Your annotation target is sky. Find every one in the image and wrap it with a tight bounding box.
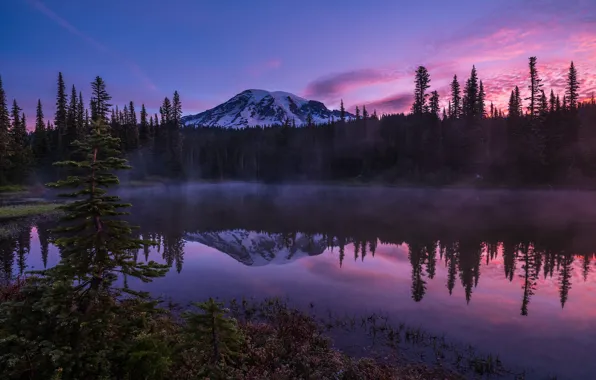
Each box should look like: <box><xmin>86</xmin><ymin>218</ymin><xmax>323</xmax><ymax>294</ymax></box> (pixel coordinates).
<box><xmin>1</xmin><ymin>0</ymin><xmax>596</xmax><ymax>125</ymax></box>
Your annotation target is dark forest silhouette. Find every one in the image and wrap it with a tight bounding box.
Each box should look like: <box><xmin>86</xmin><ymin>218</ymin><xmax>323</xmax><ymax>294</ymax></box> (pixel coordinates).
<box><xmin>1</xmin><ymin>57</ymin><xmax>596</xmax><ymax>187</ymax></box>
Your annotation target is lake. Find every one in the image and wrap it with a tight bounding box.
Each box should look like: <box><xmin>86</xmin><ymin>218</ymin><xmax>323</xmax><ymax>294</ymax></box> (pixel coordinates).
<box><xmin>3</xmin><ymin>183</ymin><xmax>596</xmax><ymax>379</ymax></box>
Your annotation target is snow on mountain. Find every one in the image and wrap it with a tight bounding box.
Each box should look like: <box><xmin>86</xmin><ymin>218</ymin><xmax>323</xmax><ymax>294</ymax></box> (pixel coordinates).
<box><xmin>185</xmin><ymin>230</ymin><xmax>334</xmax><ymax>266</ymax></box>
<box><xmin>182</xmin><ymin>89</ymin><xmax>355</xmax><ymax>128</ymax></box>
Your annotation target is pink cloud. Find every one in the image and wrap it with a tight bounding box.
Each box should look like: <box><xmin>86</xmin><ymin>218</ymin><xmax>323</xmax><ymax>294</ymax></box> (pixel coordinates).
<box><xmin>303</xmin><ymin>68</ymin><xmax>410</xmax><ymax>102</ymax></box>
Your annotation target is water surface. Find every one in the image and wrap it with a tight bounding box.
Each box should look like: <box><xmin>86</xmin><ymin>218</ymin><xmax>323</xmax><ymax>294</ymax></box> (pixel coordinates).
<box><xmin>3</xmin><ymin>184</ymin><xmax>596</xmax><ymax>379</ymax></box>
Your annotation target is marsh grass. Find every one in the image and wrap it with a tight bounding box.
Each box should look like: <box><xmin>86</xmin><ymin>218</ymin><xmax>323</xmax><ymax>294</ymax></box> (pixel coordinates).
<box><xmin>0</xmin><ymin>203</ymin><xmax>61</xmax><ymax>220</ymax></box>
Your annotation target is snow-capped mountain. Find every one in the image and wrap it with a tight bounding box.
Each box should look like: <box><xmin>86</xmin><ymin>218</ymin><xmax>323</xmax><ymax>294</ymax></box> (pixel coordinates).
<box><xmin>182</xmin><ymin>89</ymin><xmax>355</xmax><ymax>128</ymax></box>
<box><xmin>185</xmin><ymin>230</ymin><xmax>334</xmax><ymax>266</ymax></box>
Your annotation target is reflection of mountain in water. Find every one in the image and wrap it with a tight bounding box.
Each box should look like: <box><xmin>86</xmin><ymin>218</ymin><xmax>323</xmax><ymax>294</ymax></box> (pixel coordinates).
<box><xmin>185</xmin><ymin>230</ymin><xmax>332</xmax><ymax>266</ymax></box>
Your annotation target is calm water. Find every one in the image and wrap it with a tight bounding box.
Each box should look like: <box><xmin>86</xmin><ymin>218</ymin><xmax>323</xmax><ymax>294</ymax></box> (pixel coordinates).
<box><xmin>3</xmin><ymin>184</ymin><xmax>596</xmax><ymax>379</ymax></box>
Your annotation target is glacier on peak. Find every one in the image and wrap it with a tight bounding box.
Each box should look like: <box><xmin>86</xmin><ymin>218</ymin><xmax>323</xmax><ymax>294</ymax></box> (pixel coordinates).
<box><xmin>182</xmin><ymin>89</ymin><xmax>355</xmax><ymax>128</ymax></box>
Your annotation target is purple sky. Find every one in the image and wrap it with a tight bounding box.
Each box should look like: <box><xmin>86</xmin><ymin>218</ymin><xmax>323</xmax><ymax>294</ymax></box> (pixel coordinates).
<box><xmin>1</xmin><ymin>0</ymin><xmax>595</xmax><ymax>123</ymax></box>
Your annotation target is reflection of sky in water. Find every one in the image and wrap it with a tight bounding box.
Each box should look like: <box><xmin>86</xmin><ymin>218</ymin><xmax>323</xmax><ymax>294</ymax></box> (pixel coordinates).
<box><xmin>19</xmin><ymin>226</ymin><xmax>596</xmax><ymax>380</ymax></box>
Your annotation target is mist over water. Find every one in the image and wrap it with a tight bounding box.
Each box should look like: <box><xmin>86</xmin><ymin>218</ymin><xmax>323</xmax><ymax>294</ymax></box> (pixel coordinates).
<box><xmin>4</xmin><ymin>183</ymin><xmax>596</xmax><ymax>379</ymax></box>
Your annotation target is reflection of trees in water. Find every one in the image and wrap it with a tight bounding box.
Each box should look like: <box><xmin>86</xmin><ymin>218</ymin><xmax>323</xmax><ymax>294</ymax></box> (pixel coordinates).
<box><xmin>7</xmin><ymin>215</ymin><xmax>596</xmax><ymax>316</ymax></box>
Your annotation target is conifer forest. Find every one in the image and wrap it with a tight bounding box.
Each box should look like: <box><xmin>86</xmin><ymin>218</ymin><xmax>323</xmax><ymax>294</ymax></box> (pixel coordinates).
<box><xmin>2</xmin><ymin>57</ymin><xmax>596</xmax><ymax>188</ymax></box>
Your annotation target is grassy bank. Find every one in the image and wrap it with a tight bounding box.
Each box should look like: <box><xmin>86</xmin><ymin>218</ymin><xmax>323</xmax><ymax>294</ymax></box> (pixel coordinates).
<box><xmin>0</xmin><ymin>203</ymin><xmax>61</xmax><ymax>220</ymax></box>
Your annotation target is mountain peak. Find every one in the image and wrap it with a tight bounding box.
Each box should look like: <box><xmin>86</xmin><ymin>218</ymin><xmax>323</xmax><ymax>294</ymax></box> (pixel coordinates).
<box><xmin>182</xmin><ymin>89</ymin><xmax>354</xmax><ymax>128</ymax></box>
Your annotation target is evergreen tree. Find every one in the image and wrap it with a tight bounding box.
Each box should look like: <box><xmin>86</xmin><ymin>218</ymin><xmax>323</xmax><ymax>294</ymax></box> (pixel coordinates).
<box><xmin>139</xmin><ymin>104</ymin><xmax>149</xmax><ymax>145</ymax></box>
<box><xmin>539</xmin><ymin>90</ymin><xmax>548</xmax><ymax>117</ymax></box>
<box><xmin>514</xmin><ymin>86</ymin><xmax>522</xmax><ymax>116</ymax></box>
<box><xmin>0</xmin><ymin>76</ymin><xmax>10</xmax><ymax>184</ymax></box>
<box><xmin>355</xmin><ymin>106</ymin><xmax>360</xmax><ymax>120</ymax></box>
<box><xmin>566</xmin><ymin>61</ymin><xmax>579</xmax><ymax>110</ymax></box>
<box><xmin>362</xmin><ymin>105</ymin><xmax>368</xmax><ymax>120</ymax></box>
<box><xmin>66</xmin><ymin>84</ymin><xmax>79</xmax><ymax>153</ymax></box>
<box><xmin>90</xmin><ymin>76</ymin><xmax>112</xmax><ymax>122</ymax></box>
<box><xmin>526</xmin><ymin>57</ymin><xmax>543</xmax><ymax>119</ymax></box>
<box><xmin>549</xmin><ymin>89</ymin><xmax>556</xmax><ymax>113</ymax></box>
<box><xmin>429</xmin><ymin>90</ymin><xmax>440</xmax><ymax>117</ymax></box>
<box><xmin>462</xmin><ymin>66</ymin><xmax>479</xmax><ymax>119</ymax></box>
<box><xmin>411</xmin><ymin>66</ymin><xmax>431</xmax><ymax>114</ymax></box>
<box><xmin>340</xmin><ymin>99</ymin><xmax>346</xmax><ymax>122</ymax></box>
<box><xmin>556</xmin><ymin>94</ymin><xmax>561</xmax><ymax>112</ymax></box>
<box><xmin>10</xmin><ymin>102</ymin><xmax>32</xmax><ymax>183</ymax></box>
<box><xmin>477</xmin><ymin>81</ymin><xmax>486</xmax><ymax>118</ymax></box>
<box><xmin>33</xmin><ymin>99</ymin><xmax>49</xmax><ymax>167</ymax></box>
<box><xmin>450</xmin><ymin>75</ymin><xmax>462</xmax><ymax>119</ymax></box>
<box><xmin>77</xmin><ymin>91</ymin><xmax>85</xmax><ymax>135</ymax></box>
<box><xmin>306</xmin><ymin>112</ymin><xmax>314</xmax><ymax>127</ymax></box>
<box><xmin>160</xmin><ymin>98</ymin><xmax>172</xmax><ymax>124</ymax></box>
<box><xmin>54</xmin><ymin>72</ymin><xmax>68</xmax><ymax>139</ymax></box>
<box><xmin>172</xmin><ymin>91</ymin><xmax>182</xmax><ymax>129</ymax></box>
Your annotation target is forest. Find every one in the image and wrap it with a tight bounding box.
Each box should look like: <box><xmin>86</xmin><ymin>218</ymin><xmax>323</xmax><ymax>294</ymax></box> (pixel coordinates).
<box><xmin>1</xmin><ymin>56</ymin><xmax>596</xmax><ymax>187</ymax></box>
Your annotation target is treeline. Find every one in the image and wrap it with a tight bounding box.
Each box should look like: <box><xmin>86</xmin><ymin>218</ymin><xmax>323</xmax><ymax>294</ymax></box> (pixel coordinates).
<box><xmin>1</xmin><ymin>56</ymin><xmax>596</xmax><ymax>186</ymax></box>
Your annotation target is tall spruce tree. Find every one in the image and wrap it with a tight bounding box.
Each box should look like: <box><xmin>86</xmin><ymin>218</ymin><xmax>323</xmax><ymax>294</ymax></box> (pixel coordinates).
<box><xmin>33</xmin><ymin>99</ymin><xmax>49</xmax><ymax>167</ymax></box>
<box><xmin>477</xmin><ymin>81</ymin><xmax>486</xmax><ymax>118</ymax></box>
<box><xmin>139</xmin><ymin>104</ymin><xmax>149</xmax><ymax>146</ymax></box>
<box><xmin>66</xmin><ymin>84</ymin><xmax>79</xmax><ymax>153</ymax></box>
<box><xmin>462</xmin><ymin>66</ymin><xmax>479</xmax><ymax>119</ymax></box>
<box><xmin>566</xmin><ymin>61</ymin><xmax>579</xmax><ymax>110</ymax></box>
<box><xmin>90</xmin><ymin>76</ymin><xmax>112</xmax><ymax>122</ymax></box>
<box><xmin>355</xmin><ymin>106</ymin><xmax>360</xmax><ymax>120</ymax></box>
<box><xmin>340</xmin><ymin>99</ymin><xmax>346</xmax><ymax>122</ymax></box>
<box><xmin>10</xmin><ymin>103</ymin><xmax>32</xmax><ymax>183</ymax></box>
<box><xmin>411</xmin><ymin>66</ymin><xmax>431</xmax><ymax>114</ymax></box>
<box><xmin>77</xmin><ymin>91</ymin><xmax>85</xmax><ymax>136</ymax></box>
<box><xmin>54</xmin><ymin>72</ymin><xmax>68</xmax><ymax>139</ymax></box>
<box><xmin>429</xmin><ymin>90</ymin><xmax>440</xmax><ymax>117</ymax></box>
<box><xmin>549</xmin><ymin>89</ymin><xmax>556</xmax><ymax>113</ymax></box>
<box><xmin>0</xmin><ymin>76</ymin><xmax>11</xmax><ymax>184</ymax></box>
<box><xmin>526</xmin><ymin>57</ymin><xmax>543</xmax><ymax>119</ymax></box>
<box><xmin>362</xmin><ymin>105</ymin><xmax>368</xmax><ymax>120</ymax></box>
<box><xmin>450</xmin><ymin>75</ymin><xmax>462</xmax><ymax>119</ymax></box>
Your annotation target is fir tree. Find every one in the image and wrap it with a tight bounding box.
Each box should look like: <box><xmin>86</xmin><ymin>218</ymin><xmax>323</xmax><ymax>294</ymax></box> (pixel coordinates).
<box><xmin>566</xmin><ymin>61</ymin><xmax>579</xmax><ymax>110</ymax></box>
<box><xmin>362</xmin><ymin>105</ymin><xmax>368</xmax><ymax>120</ymax></box>
<box><xmin>462</xmin><ymin>66</ymin><xmax>479</xmax><ymax>119</ymax></box>
<box><xmin>556</xmin><ymin>94</ymin><xmax>561</xmax><ymax>112</ymax></box>
<box><xmin>48</xmin><ymin>118</ymin><xmax>168</xmax><ymax>302</ymax></box>
<box><xmin>183</xmin><ymin>298</ymin><xmax>243</xmax><ymax>366</ymax></box>
<box><xmin>477</xmin><ymin>80</ymin><xmax>486</xmax><ymax>118</ymax></box>
<box><xmin>514</xmin><ymin>86</ymin><xmax>522</xmax><ymax>116</ymax></box>
<box><xmin>54</xmin><ymin>72</ymin><xmax>68</xmax><ymax>136</ymax></box>
<box><xmin>355</xmin><ymin>106</ymin><xmax>360</xmax><ymax>120</ymax></box>
<box><xmin>90</xmin><ymin>76</ymin><xmax>112</xmax><ymax>122</ymax></box>
<box><xmin>340</xmin><ymin>99</ymin><xmax>346</xmax><ymax>122</ymax></box>
<box><xmin>411</xmin><ymin>66</ymin><xmax>431</xmax><ymax>114</ymax></box>
<box><xmin>172</xmin><ymin>91</ymin><xmax>182</xmax><ymax>129</ymax></box>
<box><xmin>77</xmin><ymin>92</ymin><xmax>85</xmax><ymax>133</ymax></box>
<box><xmin>161</xmin><ymin>98</ymin><xmax>172</xmax><ymax>124</ymax></box>
<box><xmin>306</xmin><ymin>112</ymin><xmax>314</xmax><ymax>127</ymax></box>
<box><xmin>66</xmin><ymin>84</ymin><xmax>79</xmax><ymax>153</ymax></box>
<box><xmin>10</xmin><ymin>104</ymin><xmax>32</xmax><ymax>183</ymax></box>
<box><xmin>450</xmin><ymin>75</ymin><xmax>462</xmax><ymax>119</ymax></box>
<box><xmin>549</xmin><ymin>89</ymin><xmax>556</xmax><ymax>113</ymax></box>
<box><xmin>539</xmin><ymin>90</ymin><xmax>548</xmax><ymax>117</ymax></box>
<box><xmin>139</xmin><ymin>104</ymin><xmax>149</xmax><ymax>145</ymax></box>
<box><xmin>526</xmin><ymin>57</ymin><xmax>543</xmax><ymax>119</ymax></box>
<box><xmin>0</xmin><ymin>76</ymin><xmax>11</xmax><ymax>184</ymax></box>
<box><xmin>490</xmin><ymin>102</ymin><xmax>494</xmax><ymax>118</ymax></box>
<box><xmin>429</xmin><ymin>90</ymin><xmax>440</xmax><ymax>117</ymax></box>
<box><xmin>33</xmin><ymin>99</ymin><xmax>49</xmax><ymax>167</ymax></box>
